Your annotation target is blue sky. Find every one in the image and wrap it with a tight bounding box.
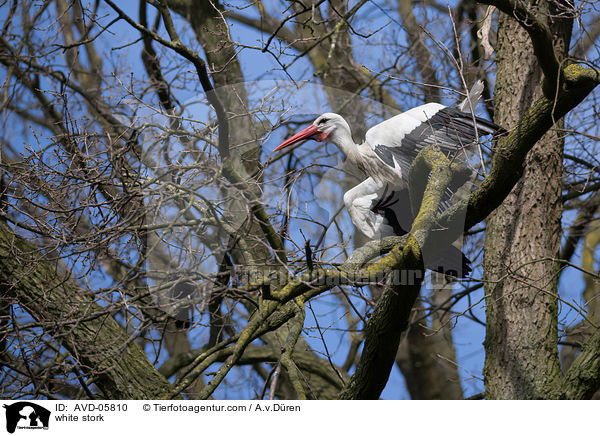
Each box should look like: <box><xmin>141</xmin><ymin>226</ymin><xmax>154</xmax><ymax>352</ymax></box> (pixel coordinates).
<box><xmin>1</xmin><ymin>0</ymin><xmax>596</xmax><ymax>400</ymax></box>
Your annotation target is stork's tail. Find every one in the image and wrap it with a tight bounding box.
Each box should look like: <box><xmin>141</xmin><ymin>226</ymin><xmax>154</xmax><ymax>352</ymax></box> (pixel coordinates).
<box><xmin>458</xmin><ymin>80</ymin><xmax>484</xmax><ymax>112</ymax></box>
<box><xmin>371</xmin><ymin>188</ymin><xmax>473</xmax><ymax>278</ymax></box>
<box><xmin>424</xmin><ymin>244</ymin><xmax>472</xmax><ymax>278</ymax></box>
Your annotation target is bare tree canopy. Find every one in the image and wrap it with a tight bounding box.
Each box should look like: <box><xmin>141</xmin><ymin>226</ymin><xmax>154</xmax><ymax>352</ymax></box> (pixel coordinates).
<box><xmin>1</xmin><ymin>0</ymin><xmax>600</xmax><ymax>400</ymax></box>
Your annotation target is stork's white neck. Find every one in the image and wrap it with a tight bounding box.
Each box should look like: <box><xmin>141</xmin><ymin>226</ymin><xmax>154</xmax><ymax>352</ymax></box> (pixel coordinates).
<box><xmin>329</xmin><ymin>121</ymin><xmax>357</xmax><ymax>158</ymax></box>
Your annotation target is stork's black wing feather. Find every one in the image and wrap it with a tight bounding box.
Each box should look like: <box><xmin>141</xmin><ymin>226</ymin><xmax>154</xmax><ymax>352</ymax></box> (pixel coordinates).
<box><xmin>370</xmin><ymin>184</ymin><xmax>473</xmax><ymax>278</ymax></box>
<box><xmin>370</xmin><ymin>185</ymin><xmax>412</xmax><ymax>236</ymax></box>
<box><xmin>372</xmin><ymin>107</ymin><xmax>503</xmax><ymax>179</ymax></box>
<box><xmin>370</xmin><ymin>106</ymin><xmax>504</xmax><ymax>213</ymax></box>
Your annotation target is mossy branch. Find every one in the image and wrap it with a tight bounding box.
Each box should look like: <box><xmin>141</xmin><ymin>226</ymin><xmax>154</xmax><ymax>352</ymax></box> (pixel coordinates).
<box><xmin>279</xmin><ymin>299</ymin><xmax>307</xmax><ymax>399</ymax></box>
<box><xmin>181</xmin><ymin>145</ymin><xmax>457</xmax><ymax>400</ymax></box>
<box><xmin>555</xmin><ymin>326</ymin><xmax>600</xmax><ymax>399</ymax></box>
<box><xmin>338</xmin><ymin>146</ymin><xmax>456</xmax><ymax>400</ymax></box>
<box><xmin>159</xmin><ymin>344</ymin><xmax>348</xmax><ymax>393</ymax></box>
<box><xmin>436</xmin><ymin>64</ymin><xmax>599</xmax><ymax>241</ymax></box>
<box><xmin>479</xmin><ymin>0</ymin><xmax>568</xmax><ymax>97</ymax></box>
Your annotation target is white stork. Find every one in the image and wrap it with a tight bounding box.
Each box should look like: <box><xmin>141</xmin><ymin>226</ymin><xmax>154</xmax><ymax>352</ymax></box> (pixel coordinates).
<box><xmin>274</xmin><ymin>82</ymin><xmax>503</xmax><ymax>277</ymax></box>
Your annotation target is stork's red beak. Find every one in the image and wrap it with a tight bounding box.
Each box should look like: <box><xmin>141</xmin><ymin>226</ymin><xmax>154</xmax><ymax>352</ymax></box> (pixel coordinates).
<box><xmin>273</xmin><ymin>124</ymin><xmax>322</xmax><ymax>152</ymax></box>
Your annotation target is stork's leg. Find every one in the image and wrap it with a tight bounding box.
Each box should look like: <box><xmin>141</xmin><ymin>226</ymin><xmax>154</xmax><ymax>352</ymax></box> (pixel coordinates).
<box><xmin>343</xmin><ymin>178</ymin><xmax>386</xmax><ymax>239</ymax></box>
<box><xmin>344</xmin><ymin>178</ymin><xmax>472</xmax><ymax>277</ymax></box>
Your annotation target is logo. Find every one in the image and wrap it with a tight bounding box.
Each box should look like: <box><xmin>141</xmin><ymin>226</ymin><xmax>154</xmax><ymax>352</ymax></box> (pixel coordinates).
<box><xmin>2</xmin><ymin>402</ymin><xmax>50</xmax><ymax>434</ymax></box>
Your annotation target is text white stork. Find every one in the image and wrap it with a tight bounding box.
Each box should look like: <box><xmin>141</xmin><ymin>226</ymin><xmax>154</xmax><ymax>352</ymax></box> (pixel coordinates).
<box><xmin>274</xmin><ymin>82</ymin><xmax>504</xmax><ymax>277</ymax></box>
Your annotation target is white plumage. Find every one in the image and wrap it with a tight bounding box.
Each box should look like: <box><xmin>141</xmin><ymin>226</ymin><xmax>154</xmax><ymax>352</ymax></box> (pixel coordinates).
<box><xmin>274</xmin><ymin>82</ymin><xmax>503</xmax><ymax>276</ymax></box>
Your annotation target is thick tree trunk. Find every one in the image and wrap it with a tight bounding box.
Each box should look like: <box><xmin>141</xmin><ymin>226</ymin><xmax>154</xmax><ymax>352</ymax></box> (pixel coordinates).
<box><xmin>483</xmin><ymin>6</ymin><xmax>572</xmax><ymax>399</ymax></box>
<box><xmin>396</xmin><ymin>285</ymin><xmax>464</xmax><ymax>400</ymax></box>
<box><xmin>0</xmin><ymin>221</ymin><xmax>175</xmax><ymax>399</ymax></box>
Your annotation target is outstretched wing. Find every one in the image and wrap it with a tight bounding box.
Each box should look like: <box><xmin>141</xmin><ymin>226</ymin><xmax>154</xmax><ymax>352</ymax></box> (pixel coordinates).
<box><xmin>366</xmin><ymin>103</ymin><xmax>501</xmax><ymax>182</ymax></box>
<box><xmin>365</xmin><ymin>103</ymin><xmax>502</xmax><ymax>210</ymax></box>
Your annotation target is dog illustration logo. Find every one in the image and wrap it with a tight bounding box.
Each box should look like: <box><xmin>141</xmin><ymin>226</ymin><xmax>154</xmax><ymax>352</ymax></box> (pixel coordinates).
<box><xmin>3</xmin><ymin>402</ymin><xmax>50</xmax><ymax>433</ymax></box>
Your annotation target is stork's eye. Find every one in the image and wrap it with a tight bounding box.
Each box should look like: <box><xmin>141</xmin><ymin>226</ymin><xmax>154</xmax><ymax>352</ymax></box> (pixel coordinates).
<box><xmin>318</xmin><ymin>118</ymin><xmax>329</xmax><ymax>125</ymax></box>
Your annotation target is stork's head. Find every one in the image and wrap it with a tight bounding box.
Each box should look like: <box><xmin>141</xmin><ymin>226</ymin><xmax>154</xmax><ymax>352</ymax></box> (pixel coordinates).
<box><xmin>273</xmin><ymin>113</ymin><xmax>350</xmax><ymax>152</ymax></box>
